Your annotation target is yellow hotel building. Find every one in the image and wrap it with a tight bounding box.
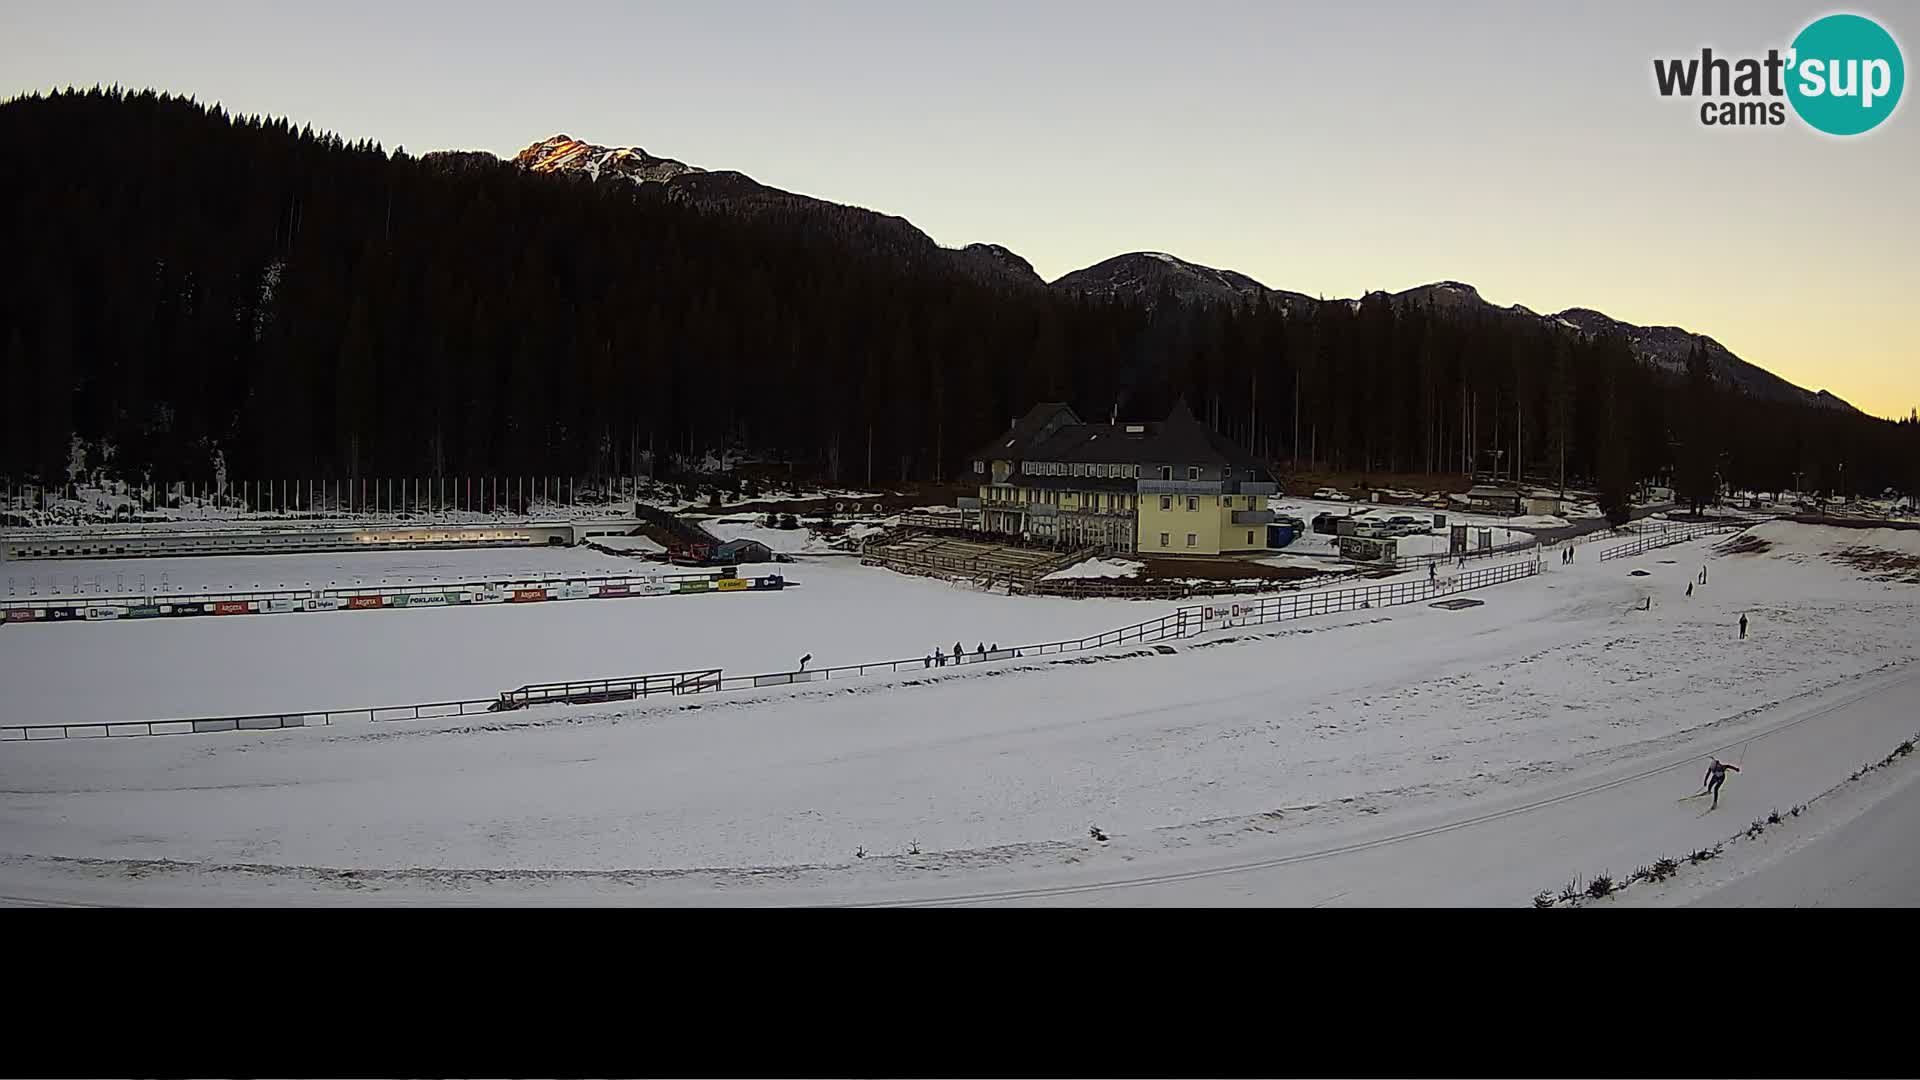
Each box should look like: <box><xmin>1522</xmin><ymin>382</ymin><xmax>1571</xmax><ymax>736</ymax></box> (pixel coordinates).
<box><xmin>963</xmin><ymin>401</ymin><xmax>1278</xmax><ymax>556</ymax></box>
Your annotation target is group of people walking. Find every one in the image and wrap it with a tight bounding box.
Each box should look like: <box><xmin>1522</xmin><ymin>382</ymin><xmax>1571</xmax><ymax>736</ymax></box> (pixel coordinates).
<box><xmin>925</xmin><ymin>641</ymin><xmax>999</xmax><ymax>668</ymax></box>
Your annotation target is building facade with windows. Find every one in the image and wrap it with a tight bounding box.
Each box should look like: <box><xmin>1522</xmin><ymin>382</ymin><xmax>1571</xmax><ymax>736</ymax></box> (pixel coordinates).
<box><xmin>963</xmin><ymin>401</ymin><xmax>1278</xmax><ymax>555</ymax></box>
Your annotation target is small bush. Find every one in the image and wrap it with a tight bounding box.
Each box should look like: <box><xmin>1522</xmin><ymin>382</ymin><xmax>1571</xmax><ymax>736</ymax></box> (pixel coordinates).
<box><xmin>1652</xmin><ymin>857</ymin><xmax>1679</xmax><ymax>881</ymax></box>
<box><xmin>1533</xmin><ymin>890</ymin><xmax>1555</xmax><ymax>909</ymax></box>
<box><xmin>1559</xmin><ymin>878</ymin><xmax>1581</xmax><ymax>904</ymax></box>
<box><xmin>1746</xmin><ymin>819</ymin><xmax>1767</xmax><ymax>839</ymax></box>
<box><xmin>1897</xmin><ymin>739</ymin><xmax>1914</xmax><ymax>758</ymax></box>
<box><xmin>1586</xmin><ymin>874</ymin><xmax>1615</xmax><ymax>899</ymax></box>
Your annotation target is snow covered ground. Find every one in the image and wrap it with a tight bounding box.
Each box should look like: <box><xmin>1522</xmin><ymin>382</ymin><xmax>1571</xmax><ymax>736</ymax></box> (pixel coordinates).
<box><xmin>1</xmin><ymin>521</ymin><xmax>1915</xmax><ymax>906</ymax></box>
<box><xmin>1044</xmin><ymin>558</ymin><xmax>1143</xmax><ymax>580</ymax></box>
<box><xmin>2</xmin><ymin>545</ymin><xmax>644</xmax><ymax>600</ymax></box>
<box><xmin>0</xmin><ymin>556</ymin><xmax>1196</xmax><ymax>725</ymax></box>
<box><xmin>700</xmin><ymin>518</ymin><xmax>883</xmax><ymax>555</ymax></box>
<box><xmin>584</xmin><ymin>534</ymin><xmax>665</xmax><ymax>556</ymax></box>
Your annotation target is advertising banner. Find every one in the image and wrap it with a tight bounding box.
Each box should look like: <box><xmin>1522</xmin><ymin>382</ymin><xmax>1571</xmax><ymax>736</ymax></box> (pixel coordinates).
<box><xmin>677</xmin><ymin>580</ymin><xmax>710</xmax><ymax>594</ymax></box>
<box><xmin>715</xmin><ymin>577</ymin><xmax>748</xmax><ymax>592</ymax></box>
<box><xmin>511</xmin><ymin>588</ymin><xmax>547</xmax><ymax>603</ymax></box>
<box><xmin>596</xmin><ymin>583</ymin><xmax>631</xmax><ymax>598</ymax></box>
<box><xmin>214</xmin><ymin>600</ymin><xmax>252</xmax><ymax>615</ymax></box>
<box><xmin>346</xmin><ymin>595</ymin><xmax>384</xmax><ymax>610</ymax></box>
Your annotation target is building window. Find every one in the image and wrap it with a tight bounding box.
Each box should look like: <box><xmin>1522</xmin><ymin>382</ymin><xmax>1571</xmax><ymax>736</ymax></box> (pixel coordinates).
<box><xmin>1188</xmin><ymin>466</ymin><xmax>1201</xmax><ymax>481</ymax></box>
<box><xmin>1186</xmin><ymin>533</ymin><xmax>1198</xmax><ymax>547</ymax></box>
<box><xmin>1160</xmin><ymin>495</ymin><xmax>1172</xmax><ymax>511</ymax></box>
<box><xmin>1159</xmin><ymin>466</ymin><xmax>1172</xmax><ymax>481</ymax></box>
<box><xmin>1186</xmin><ymin>496</ymin><xmax>1198</xmax><ymax>512</ymax></box>
<box><xmin>973</xmin><ymin>461</ymin><xmax>984</xmax><ymax>474</ymax></box>
<box><xmin>1159</xmin><ymin>532</ymin><xmax>1170</xmax><ymax>547</ymax></box>
<box><xmin>1247</xmin><ymin>531</ymin><xmax>1255</xmax><ymax>545</ymax></box>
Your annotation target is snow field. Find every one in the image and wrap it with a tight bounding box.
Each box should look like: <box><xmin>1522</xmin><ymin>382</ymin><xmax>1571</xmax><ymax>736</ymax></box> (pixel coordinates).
<box><xmin>0</xmin><ymin>556</ymin><xmax>1196</xmax><ymax>725</ymax></box>
<box><xmin>2</xmin><ymin>526</ymin><xmax>1912</xmax><ymax>899</ymax></box>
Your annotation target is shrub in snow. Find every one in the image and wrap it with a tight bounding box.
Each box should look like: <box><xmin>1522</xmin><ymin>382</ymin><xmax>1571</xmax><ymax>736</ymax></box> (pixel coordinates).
<box><xmin>1585</xmin><ymin>874</ymin><xmax>1614</xmax><ymax>899</ymax></box>
<box><xmin>1766</xmin><ymin>809</ymin><xmax>1782</xmax><ymax>826</ymax></box>
<box><xmin>778</xmin><ymin>513</ymin><xmax>798</xmax><ymax>530</ymax></box>
<box><xmin>1533</xmin><ymin>890</ymin><xmax>1556</xmax><ymax>909</ymax></box>
<box><xmin>1089</xmin><ymin>826</ymin><xmax>1109</xmax><ymax>843</ymax></box>
<box><xmin>1652</xmin><ymin>857</ymin><xmax>1679</xmax><ymax>881</ymax></box>
<box><xmin>1558</xmin><ymin>879</ymin><xmax>1581</xmax><ymax>904</ymax></box>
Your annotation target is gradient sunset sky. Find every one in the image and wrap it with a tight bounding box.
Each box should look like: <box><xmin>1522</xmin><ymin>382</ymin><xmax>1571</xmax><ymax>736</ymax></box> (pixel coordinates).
<box><xmin>7</xmin><ymin>0</ymin><xmax>1916</xmax><ymax>418</ymax></box>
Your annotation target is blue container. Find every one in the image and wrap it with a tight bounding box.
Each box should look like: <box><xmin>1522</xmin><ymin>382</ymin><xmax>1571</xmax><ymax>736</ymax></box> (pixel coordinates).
<box><xmin>1267</xmin><ymin>524</ymin><xmax>1297</xmax><ymax>548</ymax></box>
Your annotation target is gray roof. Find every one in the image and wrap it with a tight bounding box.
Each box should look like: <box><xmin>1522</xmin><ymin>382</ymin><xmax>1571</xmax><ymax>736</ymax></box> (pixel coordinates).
<box><xmin>978</xmin><ymin>399</ymin><xmax>1264</xmax><ymax>472</ymax></box>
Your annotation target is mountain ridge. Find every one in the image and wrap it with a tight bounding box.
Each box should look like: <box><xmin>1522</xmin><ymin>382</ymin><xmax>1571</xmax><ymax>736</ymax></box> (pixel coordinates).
<box><xmin>487</xmin><ymin>131</ymin><xmax>1852</xmax><ymax>414</ymax></box>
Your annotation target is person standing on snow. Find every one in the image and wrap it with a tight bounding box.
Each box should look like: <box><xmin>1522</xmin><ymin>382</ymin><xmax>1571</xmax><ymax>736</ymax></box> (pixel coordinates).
<box><xmin>1739</xmin><ymin>613</ymin><xmax>1748</xmax><ymax>639</ymax></box>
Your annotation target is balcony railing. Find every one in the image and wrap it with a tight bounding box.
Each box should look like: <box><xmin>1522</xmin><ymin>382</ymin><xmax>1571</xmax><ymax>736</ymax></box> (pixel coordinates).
<box><xmin>1138</xmin><ymin>479</ymin><xmax>1224</xmax><ymax>495</ymax></box>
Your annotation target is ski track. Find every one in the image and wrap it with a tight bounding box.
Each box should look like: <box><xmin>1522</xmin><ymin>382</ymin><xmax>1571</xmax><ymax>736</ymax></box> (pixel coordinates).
<box><xmin>1</xmin><ymin>532</ymin><xmax>1916</xmax><ymax>903</ymax></box>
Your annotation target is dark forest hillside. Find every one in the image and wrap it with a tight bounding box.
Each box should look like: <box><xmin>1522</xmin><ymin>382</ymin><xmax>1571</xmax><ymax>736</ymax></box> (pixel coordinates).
<box><xmin>2</xmin><ymin>89</ymin><xmax>1914</xmax><ymax>501</ymax></box>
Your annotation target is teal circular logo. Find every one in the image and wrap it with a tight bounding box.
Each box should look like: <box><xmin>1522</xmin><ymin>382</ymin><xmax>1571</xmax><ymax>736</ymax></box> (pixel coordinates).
<box><xmin>1786</xmin><ymin>14</ymin><xmax>1904</xmax><ymax>135</ymax></box>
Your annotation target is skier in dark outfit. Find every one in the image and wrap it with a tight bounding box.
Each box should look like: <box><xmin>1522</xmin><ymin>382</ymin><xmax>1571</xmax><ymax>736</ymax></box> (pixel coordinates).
<box><xmin>1700</xmin><ymin>757</ymin><xmax>1741</xmax><ymax>809</ymax></box>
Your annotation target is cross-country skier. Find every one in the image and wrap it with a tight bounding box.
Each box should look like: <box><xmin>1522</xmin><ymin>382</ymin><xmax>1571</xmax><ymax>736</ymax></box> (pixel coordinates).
<box><xmin>1699</xmin><ymin>757</ymin><xmax>1741</xmax><ymax>810</ymax></box>
<box><xmin>1686</xmin><ymin>581</ymin><xmax>1693</xmax><ymax>598</ymax></box>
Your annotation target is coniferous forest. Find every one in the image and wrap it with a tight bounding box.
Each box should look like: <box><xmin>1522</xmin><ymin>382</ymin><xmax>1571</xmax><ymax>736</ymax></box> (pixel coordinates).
<box><xmin>3</xmin><ymin>88</ymin><xmax>1915</xmax><ymax>504</ymax></box>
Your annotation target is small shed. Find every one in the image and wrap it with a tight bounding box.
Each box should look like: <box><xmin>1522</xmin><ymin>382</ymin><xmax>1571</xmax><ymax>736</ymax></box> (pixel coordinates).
<box><xmin>716</xmin><ymin>538</ymin><xmax>775</xmax><ymax>564</ymax></box>
<box><xmin>1464</xmin><ymin>485</ymin><xmax>1522</xmax><ymax>516</ymax></box>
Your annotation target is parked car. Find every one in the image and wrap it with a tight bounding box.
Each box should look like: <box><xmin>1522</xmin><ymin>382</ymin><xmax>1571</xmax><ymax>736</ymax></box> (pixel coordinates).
<box><xmin>1313</xmin><ymin>487</ymin><xmax>1352</xmax><ymax>502</ymax></box>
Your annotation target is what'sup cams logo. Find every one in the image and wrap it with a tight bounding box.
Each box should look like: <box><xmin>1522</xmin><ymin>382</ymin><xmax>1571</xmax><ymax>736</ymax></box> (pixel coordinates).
<box><xmin>1654</xmin><ymin>12</ymin><xmax>1904</xmax><ymax>134</ymax></box>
